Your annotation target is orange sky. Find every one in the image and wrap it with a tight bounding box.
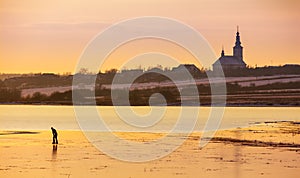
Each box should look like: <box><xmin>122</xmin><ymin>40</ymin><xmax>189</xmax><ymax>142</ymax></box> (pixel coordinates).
<box><xmin>0</xmin><ymin>0</ymin><xmax>299</xmax><ymax>73</ymax></box>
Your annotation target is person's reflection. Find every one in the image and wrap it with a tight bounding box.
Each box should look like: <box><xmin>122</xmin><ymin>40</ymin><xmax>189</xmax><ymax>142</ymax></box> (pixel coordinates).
<box><xmin>52</xmin><ymin>144</ymin><xmax>58</xmax><ymax>160</ymax></box>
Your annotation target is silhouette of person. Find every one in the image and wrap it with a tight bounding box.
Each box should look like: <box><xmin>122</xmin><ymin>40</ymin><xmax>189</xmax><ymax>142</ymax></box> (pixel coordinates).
<box><xmin>51</xmin><ymin>127</ymin><xmax>58</xmax><ymax>144</ymax></box>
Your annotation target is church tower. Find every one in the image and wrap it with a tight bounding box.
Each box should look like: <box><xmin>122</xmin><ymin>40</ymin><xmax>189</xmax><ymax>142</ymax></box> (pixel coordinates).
<box><xmin>233</xmin><ymin>26</ymin><xmax>243</xmax><ymax>61</ymax></box>
<box><xmin>212</xmin><ymin>26</ymin><xmax>247</xmax><ymax>72</ymax></box>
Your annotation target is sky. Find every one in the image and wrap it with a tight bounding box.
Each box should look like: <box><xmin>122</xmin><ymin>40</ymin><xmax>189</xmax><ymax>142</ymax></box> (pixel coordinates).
<box><xmin>0</xmin><ymin>0</ymin><xmax>299</xmax><ymax>74</ymax></box>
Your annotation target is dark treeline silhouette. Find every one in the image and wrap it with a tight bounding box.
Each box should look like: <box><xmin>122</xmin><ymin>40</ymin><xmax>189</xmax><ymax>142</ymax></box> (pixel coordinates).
<box><xmin>0</xmin><ymin>64</ymin><xmax>300</xmax><ymax>106</ymax></box>
<box><xmin>5</xmin><ymin>81</ymin><xmax>298</xmax><ymax>106</ymax></box>
<box><xmin>0</xmin><ymin>88</ymin><xmax>21</xmax><ymax>102</ymax></box>
<box><xmin>220</xmin><ymin>64</ymin><xmax>300</xmax><ymax>77</ymax></box>
<box><xmin>22</xmin><ymin>90</ymin><xmax>73</xmax><ymax>105</ymax></box>
<box><xmin>0</xmin><ymin>80</ymin><xmax>21</xmax><ymax>102</ymax></box>
<box><xmin>1</xmin><ymin>64</ymin><xmax>300</xmax><ymax>89</ymax></box>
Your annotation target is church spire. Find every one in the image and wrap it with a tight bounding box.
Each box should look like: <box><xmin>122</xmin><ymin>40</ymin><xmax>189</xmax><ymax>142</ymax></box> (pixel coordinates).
<box><xmin>235</xmin><ymin>26</ymin><xmax>241</xmax><ymax>46</ymax></box>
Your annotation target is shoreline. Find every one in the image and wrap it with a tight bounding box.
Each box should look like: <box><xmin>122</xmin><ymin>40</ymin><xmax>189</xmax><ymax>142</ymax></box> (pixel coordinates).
<box><xmin>1</xmin><ymin>121</ymin><xmax>300</xmax><ymax>177</ymax></box>
<box><xmin>0</xmin><ymin>102</ymin><xmax>300</xmax><ymax>107</ymax></box>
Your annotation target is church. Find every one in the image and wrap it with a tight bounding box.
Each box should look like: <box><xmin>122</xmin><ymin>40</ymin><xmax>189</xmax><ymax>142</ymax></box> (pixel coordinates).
<box><xmin>212</xmin><ymin>27</ymin><xmax>247</xmax><ymax>71</ymax></box>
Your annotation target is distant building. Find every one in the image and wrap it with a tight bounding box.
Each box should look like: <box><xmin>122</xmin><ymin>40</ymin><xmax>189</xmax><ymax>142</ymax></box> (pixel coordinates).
<box><xmin>172</xmin><ymin>64</ymin><xmax>200</xmax><ymax>72</ymax></box>
<box><xmin>172</xmin><ymin>64</ymin><xmax>201</xmax><ymax>75</ymax></box>
<box><xmin>213</xmin><ymin>27</ymin><xmax>247</xmax><ymax>71</ymax></box>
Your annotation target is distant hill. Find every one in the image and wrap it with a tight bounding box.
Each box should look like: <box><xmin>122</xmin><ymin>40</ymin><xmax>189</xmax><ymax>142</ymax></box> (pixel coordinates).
<box><xmin>0</xmin><ymin>74</ymin><xmax>24</xmax><ymax>81</ymax></box>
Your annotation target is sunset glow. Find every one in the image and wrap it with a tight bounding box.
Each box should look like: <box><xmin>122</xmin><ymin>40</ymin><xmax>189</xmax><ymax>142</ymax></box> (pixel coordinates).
<box><xmin>0</xmin><ymin>0</ymin><xmax>299</xmax><ymax>73</ymax></box>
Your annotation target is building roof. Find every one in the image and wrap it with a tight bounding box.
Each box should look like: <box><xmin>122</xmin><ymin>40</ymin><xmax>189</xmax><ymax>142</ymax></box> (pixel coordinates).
<box><xmin>173</xmin><ymin>64</ymin><xmax>199</xmax><ymax>70</ymax></box>
<box><xmin>213</xmin><ymin>55</ymin><xmax>246</xmax><ymax>66</ymax></box>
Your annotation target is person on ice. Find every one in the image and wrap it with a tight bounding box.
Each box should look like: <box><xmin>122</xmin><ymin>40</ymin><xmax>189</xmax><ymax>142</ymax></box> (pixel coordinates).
<box><xmin>51</xmin><ymin>127</ymin><xmax>58</xmax><ymax>144</ymax></box>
